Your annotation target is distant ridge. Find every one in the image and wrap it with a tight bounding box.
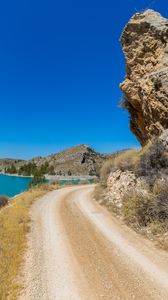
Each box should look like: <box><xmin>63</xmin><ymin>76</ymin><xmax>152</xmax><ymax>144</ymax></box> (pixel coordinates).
<box><xmin>0</xmin><ymin>145</ymin><xmax>130</xmax><ymax>177</ymax></box>
<box><xmin>24</xmin><ymin>144</ymin><xmax>109</xmax><ymax>176</ymax></box>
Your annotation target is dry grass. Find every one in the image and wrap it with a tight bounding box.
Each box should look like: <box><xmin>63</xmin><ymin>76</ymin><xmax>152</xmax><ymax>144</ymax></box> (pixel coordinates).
<box><xmin>93</xmin><ymin>184</ymin><xmax>106</xmax><ymax>202</ymax></box>
<box><xmin>122</xmin><ymin>180</ymin><xmax>168</xmax><ymax>249</ymax></box>
<box><xmin>0</xmin><ymin>184</ymin><xmax>59</xmax><ymax>300</ymax></box>
<box><xmin>100</xmin><ymin>149</ymin><xmax>138</xmax><ymax>185</ymax></box>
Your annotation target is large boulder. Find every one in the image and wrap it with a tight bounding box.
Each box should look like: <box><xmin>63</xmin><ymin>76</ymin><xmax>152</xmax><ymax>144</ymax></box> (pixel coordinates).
<box><xmin>120</xmin><ymin>10</ymin><xmax>168</xmax><ymax>145</ymax></box>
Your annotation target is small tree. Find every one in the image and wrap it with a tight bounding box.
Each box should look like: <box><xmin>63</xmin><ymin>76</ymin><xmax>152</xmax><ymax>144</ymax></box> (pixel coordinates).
<box><xmin>48</xmin><ymin>165</ymin><xmax>55</xmax><ymax>175</ymax></box>
<box><xmin>68</xmin><ymin>169</ymin><xmax>72</xmax><ymax>176</ymax></box>
<box><xmin>6</xmin><ymin>164</ymin><xmax>17</xmax><ymax>174</ymax></box>
<box><xmin>30</xmin><ymin>175</ymin><xmax>46</xmax><ymax>187</ymax></box>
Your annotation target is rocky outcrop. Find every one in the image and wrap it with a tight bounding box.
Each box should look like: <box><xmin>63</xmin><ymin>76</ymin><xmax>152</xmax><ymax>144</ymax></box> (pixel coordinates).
<box><xmin>120</xmin><ymin>10</ymin><xmax>168</xmax><ymax>145</ymax></box>
<box><xmin>159</xmin><ymin>129</ymin><xmax>168</xmax><ymax>149</ymax></box>
<box><xmin>104</xmin><ymin>170</ymin><xmax>147</xmax><ymax>210</ymax></box>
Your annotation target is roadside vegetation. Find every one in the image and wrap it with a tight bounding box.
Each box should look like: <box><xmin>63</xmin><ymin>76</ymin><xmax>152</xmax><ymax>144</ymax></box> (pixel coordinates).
<box><xmin>0</xmin><ymin>184</ymin><xmax>58</xmax><ymax>300</ymax></box>
<box><xmin>95</xmin><ymin>137</ymin><xmax>168</xmax><ymax>250</ymax></box>
<box><xmin>0</xmin><ymin>195</ymin><xmax>9</xmax><ymax>208</ymax></box>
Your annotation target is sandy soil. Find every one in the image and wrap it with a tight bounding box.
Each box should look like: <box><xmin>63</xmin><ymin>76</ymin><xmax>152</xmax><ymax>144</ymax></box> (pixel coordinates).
<box><xmin>19</xmin><ymin>185</ymin><xmax>168</xmax><ymax>300</ymax></box>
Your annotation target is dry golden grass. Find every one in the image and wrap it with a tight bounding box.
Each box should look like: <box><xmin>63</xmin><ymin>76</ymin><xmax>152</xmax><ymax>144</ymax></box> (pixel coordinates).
<box><xmin>100</xmin><ymin>149</ymin><xmax>138</xmax><ymax>185</ymax></box>
<box><xmin>0</xmin><ymin>184</ymin><xmax>59</xmax><ymax>300</ymax></box>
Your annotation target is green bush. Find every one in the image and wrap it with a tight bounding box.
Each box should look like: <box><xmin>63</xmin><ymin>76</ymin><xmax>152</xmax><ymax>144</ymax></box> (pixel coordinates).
<box><xmin>19</xmin><ymin>162</ymin><xmax>37</xmax><ymax>176</ymax></box>
<box><xmin>19</xmin><ymin>162</ymin><xmax>55</xmax><ymax>176</ymax></box>
<box><xmin>48</xmin><ymin>165</ymin><xmax>55</xmax><ymax>175</ymax></box>
<box><xmin>6</xmin><ymin>164</ymin><xmax>17</xmax><ymax>174</ymax></box>
<box><xmin>30</xmin><ymin>175</ymin><xmax>46</xmax><ymax>187</ymax></box>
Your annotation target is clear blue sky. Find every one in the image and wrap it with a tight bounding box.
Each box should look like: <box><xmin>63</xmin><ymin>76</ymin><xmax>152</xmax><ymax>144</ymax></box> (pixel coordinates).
<box><xmin>0</xmin><ymin>0</ymin><xmax>167</xmax><ymax>159</ymax></box>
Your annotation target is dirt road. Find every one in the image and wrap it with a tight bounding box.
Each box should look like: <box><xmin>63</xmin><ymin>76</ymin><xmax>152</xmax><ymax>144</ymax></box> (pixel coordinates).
<box><xmin>19</xmin><ymin>185</ymin><xmax>168</xmax><ymax>300</ymax></box>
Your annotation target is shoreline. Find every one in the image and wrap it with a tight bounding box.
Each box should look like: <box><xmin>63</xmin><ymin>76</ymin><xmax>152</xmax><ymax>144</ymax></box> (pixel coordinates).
<box><xmin>0</xmin><ymin>172</ymin><xmax>33</xmax><ymax>178</ymax></box>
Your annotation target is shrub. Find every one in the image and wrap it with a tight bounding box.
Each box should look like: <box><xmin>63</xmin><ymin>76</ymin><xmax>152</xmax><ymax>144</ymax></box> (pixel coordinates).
<box><xmin>6</xmin><ymin>164</ymin><xmax>17</xmax><ymax>174</ymax></box>
<box><xmin>135</xmin><ymin>138</ymin><xmax>168</xmax><ymax>185</ymax></box>
<box><xmin>122</xmin><ymin>181</ymin><xmax>168</xmax><ymax>230</ymax></box>
<box><xmin>122</xmin><ymin>189</ymin><xmax>153</xmax><ymax>227</ymax></box>
<box><xmin>100</xmin><ymin>158</ymin><xmax>116</xmax><ymax>185</ymax></box>
<box><xmin>93</xmin><ymin>184</ymin><xmax>106</xmax><ymax>202</ymax></box>
<box><xmin>68</xmin><ymin>169</ymin><xmax>72</xmax><ymax>176</ymax></box>
<box><xmin>19</xmin><ymin>162</ymin><xmax>37</xmax><ymax>176</ymax></box>
<box><xmin>113</xmin><ymin>149</ymin><xmax>138</xmax><ymax>171</ymax></box>
<box><xmin>0</xmin><ymin>195</ymin><xmax>9</xmax><ymax>208</ymax></box>
<box><xmin>153</xmin><ymin>181</ymin><xmax>168</xmax><ymax>224</ymax></box>
<box><xmin>48</xmin><ymin>165</ymin><xmax>55</xmax><ymax>175</ymax></box>
<box><xmin>30</xmin><ymin>175</ymin><xmax>46</xmax><ymax>187</ymax></box>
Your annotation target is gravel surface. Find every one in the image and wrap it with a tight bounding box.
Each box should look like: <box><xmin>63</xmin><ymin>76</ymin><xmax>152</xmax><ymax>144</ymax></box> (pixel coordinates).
<box><xmin>19</xmin><ymin>185</ymin><xmax>168</xmax><ymax>299</ymax></box>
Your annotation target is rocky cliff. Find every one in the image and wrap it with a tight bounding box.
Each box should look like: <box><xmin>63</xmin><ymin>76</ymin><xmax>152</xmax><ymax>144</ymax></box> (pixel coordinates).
<box><xmin>120</xmin><ymin>9</ymin><xmax>168</xmax><ymax>145</ymax></box>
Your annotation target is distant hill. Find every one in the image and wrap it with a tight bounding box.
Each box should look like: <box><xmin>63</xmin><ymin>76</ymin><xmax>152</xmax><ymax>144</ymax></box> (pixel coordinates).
<box><xmin>1</xmin><ymin>145</ymin><xmax>130</xmax><ymax>177</ymax></box>
<box><xmin>2</xmin><ymin>145</ymin><xmax>115</xmax><ymax>177</ymax></box>
<box><xmin>0</xmin><ymin>158</ymin><xmax>24</xmax><ymax>171</ymax></box>
<box><xmin>33</xmin><ymin>144</ymin><xmax>112</xmax><ymax>176</ymax></box>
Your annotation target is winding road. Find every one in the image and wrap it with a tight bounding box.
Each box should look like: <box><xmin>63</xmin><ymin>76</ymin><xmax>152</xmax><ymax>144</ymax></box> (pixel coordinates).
<box><xmin>19</xmin><ymin>185</ymin><xmax>168</xmax><ymax>300</ymax></box>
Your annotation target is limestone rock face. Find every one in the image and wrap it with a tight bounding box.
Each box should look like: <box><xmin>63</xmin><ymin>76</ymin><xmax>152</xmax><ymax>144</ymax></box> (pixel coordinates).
<box><xmin>120</xmin><ymin>10</ymin><xmax>168</xmax><ymax>145</ymax></box>
<box><xmin>105</xmin><ymin>170</ymin><xmax>147</xmax><ymax>210</ymax></box>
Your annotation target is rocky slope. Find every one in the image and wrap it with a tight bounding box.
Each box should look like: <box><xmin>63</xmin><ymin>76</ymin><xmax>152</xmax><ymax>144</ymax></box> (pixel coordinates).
<box><xmin>30</xmin><ymin>144</ymin><xmax>108</xmax><ymax>176</ymax></box>
<box><xmin>120</xmin><ymin>9</ymin><xmax>168</xmax><ymax>145</ymax></box>
<box><xmin>9</xmin><ymin>144</ymin><xmax>111</xmax><ymax>177</ymax></box>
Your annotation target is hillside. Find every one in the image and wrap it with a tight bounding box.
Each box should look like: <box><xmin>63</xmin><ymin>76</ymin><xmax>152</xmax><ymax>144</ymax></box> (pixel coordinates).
<box><xmin>0</xmin><ymin>158</ymin><xmax>24</xmax><ymax>172</ymax></box>
<box><xmin>29</xmin><ymin>144</ymin><xmax>108</xmax><ymax>176</ymax></box>
<box><xmin>4</xmin><ymin>144</ymin><xmax>115</xmax><ymax>177</ymax></box>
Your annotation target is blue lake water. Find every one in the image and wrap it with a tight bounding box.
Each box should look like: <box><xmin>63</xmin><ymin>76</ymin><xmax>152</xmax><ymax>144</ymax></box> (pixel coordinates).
<box><xmin>0</xmin><ymin>174</ymin><xmax>32</xmax><ymax>197</ymax></box>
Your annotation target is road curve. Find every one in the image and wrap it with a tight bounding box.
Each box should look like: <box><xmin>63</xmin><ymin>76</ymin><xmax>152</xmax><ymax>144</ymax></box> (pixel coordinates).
<box><xmin>19</xmin><ymin>185</ymin><xmax>168</xmax><ymax>300</ymax></box>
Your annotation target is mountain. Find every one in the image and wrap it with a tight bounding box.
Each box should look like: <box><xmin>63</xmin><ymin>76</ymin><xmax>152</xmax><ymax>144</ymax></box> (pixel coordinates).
<box><xmin>29</xmin><ymin>144</ymin><xmax>108</xmax><ymax>176</ymax></box>
<box><xmin>4</xmin><ymin>144</ymin><xmax>114</xmax><ymax>177</ymax></box>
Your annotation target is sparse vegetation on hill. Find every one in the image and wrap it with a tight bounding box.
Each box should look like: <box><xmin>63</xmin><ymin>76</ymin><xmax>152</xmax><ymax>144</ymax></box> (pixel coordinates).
<box><xmin>6</xmin><ymin>163</ymin><xmax>17</xmax><ymax>174</ymax></box>
<box><xmin>2</xmin><ymin>144</ymin><xmax>111</xmax><ymax>177</ymax></box>
<box><xmin>30</xmin><ymin>174</ymin><xmax>46</xmax><ymax>187</ymax></box>
<box><xmin>17</xmin><ymin>161</ymin><xmax>55</xmax><ymax>177</ymax></box>
<box><xmin>0</xmin><ymin>159</ymin><xmax>24</xmax><ymax>173</ymax></box>
<box><xmin>134</xmin><ymin>139</ymin><xmax>168</xmax><ymax>184</ymax></box>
